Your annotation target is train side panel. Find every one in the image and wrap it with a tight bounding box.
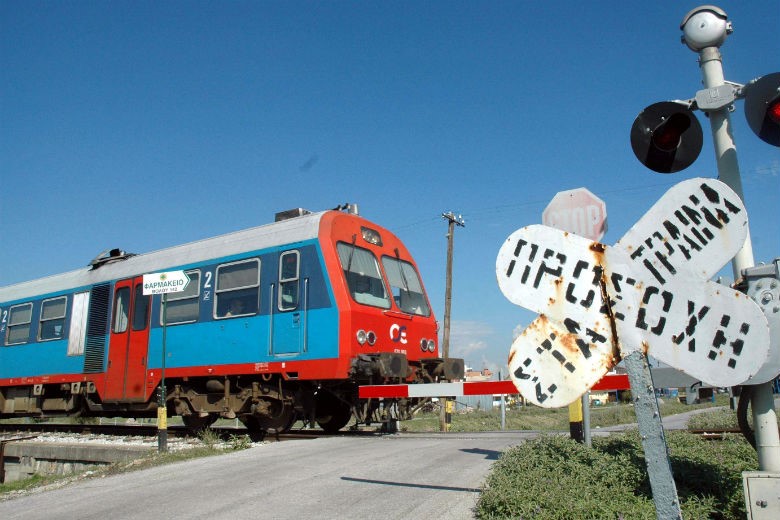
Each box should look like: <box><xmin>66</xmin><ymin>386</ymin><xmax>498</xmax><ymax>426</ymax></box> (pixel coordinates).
<box><xmin>143</xmin><ymin>242</ymin><xmax>338</xmax><ymax>369</ymax></box>
<box><xmin>0</xmin><ymin>287</ymin><xmax>92</xmax><ymax>381</ymax></box>
<box><xmin>0</xmin><ymin>238</ymin><xmax>346</xmax><ymax>396</ymax></box>
<box><xmin>1</xmin><ymin>219</ymin><xmax>332</xmax><ymax>384</ymax></box>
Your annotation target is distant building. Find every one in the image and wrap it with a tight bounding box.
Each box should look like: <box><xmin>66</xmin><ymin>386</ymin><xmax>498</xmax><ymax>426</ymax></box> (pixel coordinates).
<box><xmin>464</xmin><ymin>367</ymin><xmax>493</xmax><ymax>381</ymax></box>
<box><xmin>458</xmin><ymin>367</ymin><xmax>496</xmax><ymax>410</ymax></box>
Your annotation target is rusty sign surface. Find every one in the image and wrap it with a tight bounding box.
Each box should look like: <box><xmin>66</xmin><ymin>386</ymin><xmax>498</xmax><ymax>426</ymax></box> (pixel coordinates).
<box><xmin>497</xmin><ymin>178</ymin><xmax>771</xmax><ymax>407</ymax></box>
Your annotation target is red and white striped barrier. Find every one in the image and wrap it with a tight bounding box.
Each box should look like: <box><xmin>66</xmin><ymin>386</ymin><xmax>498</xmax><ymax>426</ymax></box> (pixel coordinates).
<box><xmin>358</xmin><ymin>373</ymin><xmax>630</xmax><ymax>399</ymax></box>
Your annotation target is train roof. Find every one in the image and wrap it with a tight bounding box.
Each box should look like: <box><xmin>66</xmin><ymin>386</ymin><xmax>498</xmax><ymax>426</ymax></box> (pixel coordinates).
<box><xmin>0</xmin><ymin>210</ymin><xmax>331</xmax><ymax>303</ymax></box>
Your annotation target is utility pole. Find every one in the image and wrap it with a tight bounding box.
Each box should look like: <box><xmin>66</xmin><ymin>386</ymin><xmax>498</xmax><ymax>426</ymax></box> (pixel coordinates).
<box><xmin>441</xmin><ymin>211</ymin><xmax>465</xmax><ymax>360</ymax></box>
<box><xmin>440</xmin><ymin>211</ymin><xmax>465</xmax><ymax>432</ymax></box>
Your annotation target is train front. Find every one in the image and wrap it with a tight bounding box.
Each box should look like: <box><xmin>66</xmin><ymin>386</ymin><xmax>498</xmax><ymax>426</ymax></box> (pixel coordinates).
<box><xmin>319</xmin><ymin>209</ymin><xmax>464</xmax><ymax>388</ymax></box>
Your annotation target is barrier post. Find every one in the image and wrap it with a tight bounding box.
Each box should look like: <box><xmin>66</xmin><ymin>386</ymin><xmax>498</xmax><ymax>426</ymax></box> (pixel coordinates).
<box><xmin>568</xmin><ymin>399</ymin><xmax>584</xmax><ymax>443</ymax></box>
<box><xmin>445</xmin><ymin>398</ymin><xmax>453</xmax><ymax>431</ymax></box>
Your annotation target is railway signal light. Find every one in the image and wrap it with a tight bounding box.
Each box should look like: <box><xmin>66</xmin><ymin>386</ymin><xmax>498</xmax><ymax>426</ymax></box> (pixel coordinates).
<box><xmin>743</xmin><ymin>72</ymin><xmax>780</xmax><ymax>147</ymax></box>
<box><xmin>630</xmin><ymin>101</ymin><xmax>703</xmax><ymax>173</ymax></box>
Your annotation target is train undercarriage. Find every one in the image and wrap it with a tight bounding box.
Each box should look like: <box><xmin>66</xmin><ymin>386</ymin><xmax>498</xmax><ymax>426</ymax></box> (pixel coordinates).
<box><xmin>0</xmin><ymin>354</ymin><xmax>464</xmax><ymax>440</ymax></box>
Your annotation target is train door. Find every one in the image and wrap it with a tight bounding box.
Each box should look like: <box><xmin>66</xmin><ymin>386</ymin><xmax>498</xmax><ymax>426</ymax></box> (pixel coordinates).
<box><xmin>104</xmin><ymin>277</ymin><xmax>150</xmax><ymax>401</ymax></box>
<box><xmin>270</xmin><ymin>250</ymin><xmax>304</xmax><ymax>355</ymax></box>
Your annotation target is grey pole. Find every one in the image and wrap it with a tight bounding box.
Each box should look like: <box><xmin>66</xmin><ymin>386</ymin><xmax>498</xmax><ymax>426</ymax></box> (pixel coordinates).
<box><xmin>582</xmin><ymin>392</ymin><xmax>591</xmax><ymax>447</ymax></box>
<box><xmin>681</xmin><ymin>6</ymin><xmax>780</xmax><ymax>473</ymax></box>
<box><xmin>499</xmin><ymin>371</ymin><xmax>506</xmax><ymax>431</ymax></box>
<box><xmin>623</xmin><ymin>351</ymin><xmax>682</xmax><ymax>519</ymax></box>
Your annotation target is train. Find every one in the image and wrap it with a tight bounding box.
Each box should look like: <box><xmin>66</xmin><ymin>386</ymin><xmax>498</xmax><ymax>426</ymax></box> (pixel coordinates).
<box><xmin>0</xmin><ymin>205</ymin><xmax>463</xmax><ymax>437</ymax></box>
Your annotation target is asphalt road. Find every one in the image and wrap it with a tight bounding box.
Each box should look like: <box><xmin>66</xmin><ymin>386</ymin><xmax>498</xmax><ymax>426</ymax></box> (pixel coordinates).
<box><xmin>0</xmin><ymin>405</ymin><xmax>752</xmax><ymax>519</ymax></box>
<box><xmin>0</xmin><ymin>431</ymin><xmax>531</xmax><ymax>520</ymax></box>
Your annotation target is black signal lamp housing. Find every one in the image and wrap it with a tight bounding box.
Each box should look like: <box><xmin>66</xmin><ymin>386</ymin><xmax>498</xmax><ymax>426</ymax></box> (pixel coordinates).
<box><xmin>630</xmin><ymin>101</ymin><xmax>704</xmax><ymax>174</ymax></box>
<box><xmin>744</xmin><ymin>72</ymin><xmax>780</xmax><ymax>147</ymax></box>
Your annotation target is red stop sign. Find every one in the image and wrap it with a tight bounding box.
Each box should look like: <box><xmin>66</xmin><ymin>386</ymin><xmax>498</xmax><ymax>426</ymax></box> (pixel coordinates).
<box><xmin>542</xmin><ymin>187</ymin><xmax>607</xmax><ymax>242</ymax></box>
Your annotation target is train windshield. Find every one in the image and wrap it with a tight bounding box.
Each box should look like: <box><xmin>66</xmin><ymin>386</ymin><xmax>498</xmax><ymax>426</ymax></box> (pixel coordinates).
<box><xmin>381</xmin><ymin>256</ymin><xmax>430</xmax><ymax>316</ymax></box>
<box><xmin>337</xmin><ymin>243</ymin><xmax>391</xmax><ymax>309</ymax></box>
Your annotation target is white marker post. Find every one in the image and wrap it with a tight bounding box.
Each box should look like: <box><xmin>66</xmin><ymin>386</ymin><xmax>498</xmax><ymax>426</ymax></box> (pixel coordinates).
<box><xmin>143</xmin><ymin>270</ymin><xmax>190</xmax><ymax>452</ymax></box>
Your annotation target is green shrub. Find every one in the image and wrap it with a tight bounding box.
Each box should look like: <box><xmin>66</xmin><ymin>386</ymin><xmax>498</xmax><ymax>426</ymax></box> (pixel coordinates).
<box><xmin>197</xmin><ymin>427</ymin><xmax>221</xmax><ymax>448</ymax></box>
<box><xmin>228</xmin><ymin>433</ymin><xmax>253</xmax><ymax>450</ymax></box>
<box><xmin>476</xmin><ymin>431</ymin><xmax>757</xmax><ymax>520</ymax></box>
<box><xmin>666</xmin><ymin>432</ymin><xmax>757</xmax><ymax>519</ymax></box>
<box><xmin>687</xmin><ymin>408</ymin><xmax>740</xmax><ymax>431</ymax></box>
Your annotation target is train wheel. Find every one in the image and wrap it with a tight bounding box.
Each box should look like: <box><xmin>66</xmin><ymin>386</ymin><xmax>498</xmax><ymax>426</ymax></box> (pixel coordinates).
<box><xmin>260</xmin><ymin>403</ymin><xmax>298</xmax><ymax>435</ymax></box>
<box><xmin>181</xmin><ymin>413</ymin><xmax>218</xmax><ymax>434</ymax></box>
<box><xmin>239</xmin><ymin>415</ymin><xmax>267</xmax><ymax>442</ymax></box>
<box><xmin>315</xmin><ymin>391</ymin><xmax>352</xmax><ymax>433</ymax></box>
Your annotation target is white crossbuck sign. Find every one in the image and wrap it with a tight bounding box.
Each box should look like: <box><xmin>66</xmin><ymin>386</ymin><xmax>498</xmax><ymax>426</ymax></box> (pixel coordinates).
<box><xmin>496</xmin><ymin>178</ymin><xmax>772</xmax><ymax>408</ymax></box>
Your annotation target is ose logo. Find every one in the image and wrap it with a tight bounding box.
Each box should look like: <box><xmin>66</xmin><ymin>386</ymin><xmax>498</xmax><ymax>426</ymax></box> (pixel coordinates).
<box><xmin>390</xmin><ymin>324</ymin><xmax>407</xmax><ymax>344</ymax></box>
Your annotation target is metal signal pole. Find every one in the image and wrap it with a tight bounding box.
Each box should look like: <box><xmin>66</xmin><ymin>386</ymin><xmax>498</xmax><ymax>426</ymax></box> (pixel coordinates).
<box><xmin>681</xmin><ymin>6</ymin><xmax>780</xmax><ymax>473</ymax></box>
<box><xmin>440</xmin><ymin>211</ymin><xmax>465</xmax><ymax>432</ymax></box>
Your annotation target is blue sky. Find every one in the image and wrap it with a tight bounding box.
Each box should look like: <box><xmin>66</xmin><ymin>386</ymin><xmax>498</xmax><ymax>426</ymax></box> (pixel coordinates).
<box><xmin>2</xmin><ymin>1</ymin><xmax>778</xmax><ymax>376</ymax></box>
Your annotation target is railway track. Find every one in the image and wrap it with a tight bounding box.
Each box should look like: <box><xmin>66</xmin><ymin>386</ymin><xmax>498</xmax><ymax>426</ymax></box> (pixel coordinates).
<box><xmin>687</xmin><ymin>428</ymin><xmax>746</xmax><ymax>440</ymax></box>
<box><xmin>2</xmin><ymin>421</ymin><xmax>751</xmax><ymax>441</ymax></box>
<box><xmin>1</xmin><ymin>422</ymin><xmax>194</xmax><ymax>439</ymax></box>
<box><xmin>0</xmin><ymin>421</ymin><xmax>378</xmax><ymax>442</ymax></box>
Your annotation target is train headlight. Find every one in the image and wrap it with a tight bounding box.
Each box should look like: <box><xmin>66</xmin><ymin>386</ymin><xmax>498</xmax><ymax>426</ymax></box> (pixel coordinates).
<box><xmin>360</xmin><ymin>226</ymin><xmax>383</xmax><ymax>246</ymax></box>
<box><xmin>427</xmin><ymin>339</ymin><xmax>436</xmax><ymax>353</ymax></box>
<box><xmin>356</xmin><ymin>329</ymin><xmax>368</xmax><ymax>345</ymax></box>
<box><xmin>420</xmin><ymin>339</ymin><xmax>428</xmax><ymax>352</ymax></box>
<box><xmin>367</xmin><ymin>331</ymin><xmax>377</xmax><ymax>345</ymax></box>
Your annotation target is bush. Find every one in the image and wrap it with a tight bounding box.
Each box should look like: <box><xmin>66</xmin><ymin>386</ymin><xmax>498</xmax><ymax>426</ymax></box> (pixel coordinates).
<box><xmin>476</xmin><ymin>431</ymin><xmax>757</xmax><ymax>520</ymax></box>
<box><xmin>667</xmin><ymin>432</ymin><xmax>757</xmax><ymax>519</ymax></box>
<box><xmin>198</xmin><ymin>427</ymin><xmax>221</xmax><ymax>448</ymax></box>
<box><xmin>687</xmin><ymin>408</ymin><xmax>740</xmax><ymax>431</ymax></box>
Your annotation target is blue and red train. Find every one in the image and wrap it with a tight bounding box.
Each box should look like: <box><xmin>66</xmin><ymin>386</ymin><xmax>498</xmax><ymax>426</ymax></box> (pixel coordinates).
<box><xmin>0</xmin><ymin>206</ymin><xmax>463</xmax><ymax>436</ymax></box>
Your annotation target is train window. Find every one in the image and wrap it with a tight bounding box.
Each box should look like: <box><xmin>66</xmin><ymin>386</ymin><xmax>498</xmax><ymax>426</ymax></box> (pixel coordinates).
<box><xmin>5</xmin><ymin>302</ymin><xmax>33</xmax><ymax>345</ymax></box>
<box><xmin>112</xmin><ymin>287</ymin><xmax>131</xmax><ymax>333</ymax></box>
<box><xmin>132</xmin><ymin>283</ymin><xmax>150</xmax><ymax>331</ymax></box>
<box><xmin>161</xmin><ymin>270</ymin><xmax>200</xmax><ymax>325</ymax></box>
<box><xmin>215</xmin><ymin>259</ymin><xmax>259</xmax><ymax>318</ymax></box>
<box><xmin>382</xmin><ymin>257</ymin><xmax>431</xmax><ymax>317</ymax></box>
<box><xmin>337</xmin><ymin>243</ymin><xmax>390</xmax><ymax>309</ymax></box>
<box><xmin>278</xmin><ymin>251</ymin><xmax>299</xmax><ymax>311</ymax></box>
<box><xmin>39</xmin><ymin>296</ymin><xmax>67</xmax><ymax>341</ymax></box>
